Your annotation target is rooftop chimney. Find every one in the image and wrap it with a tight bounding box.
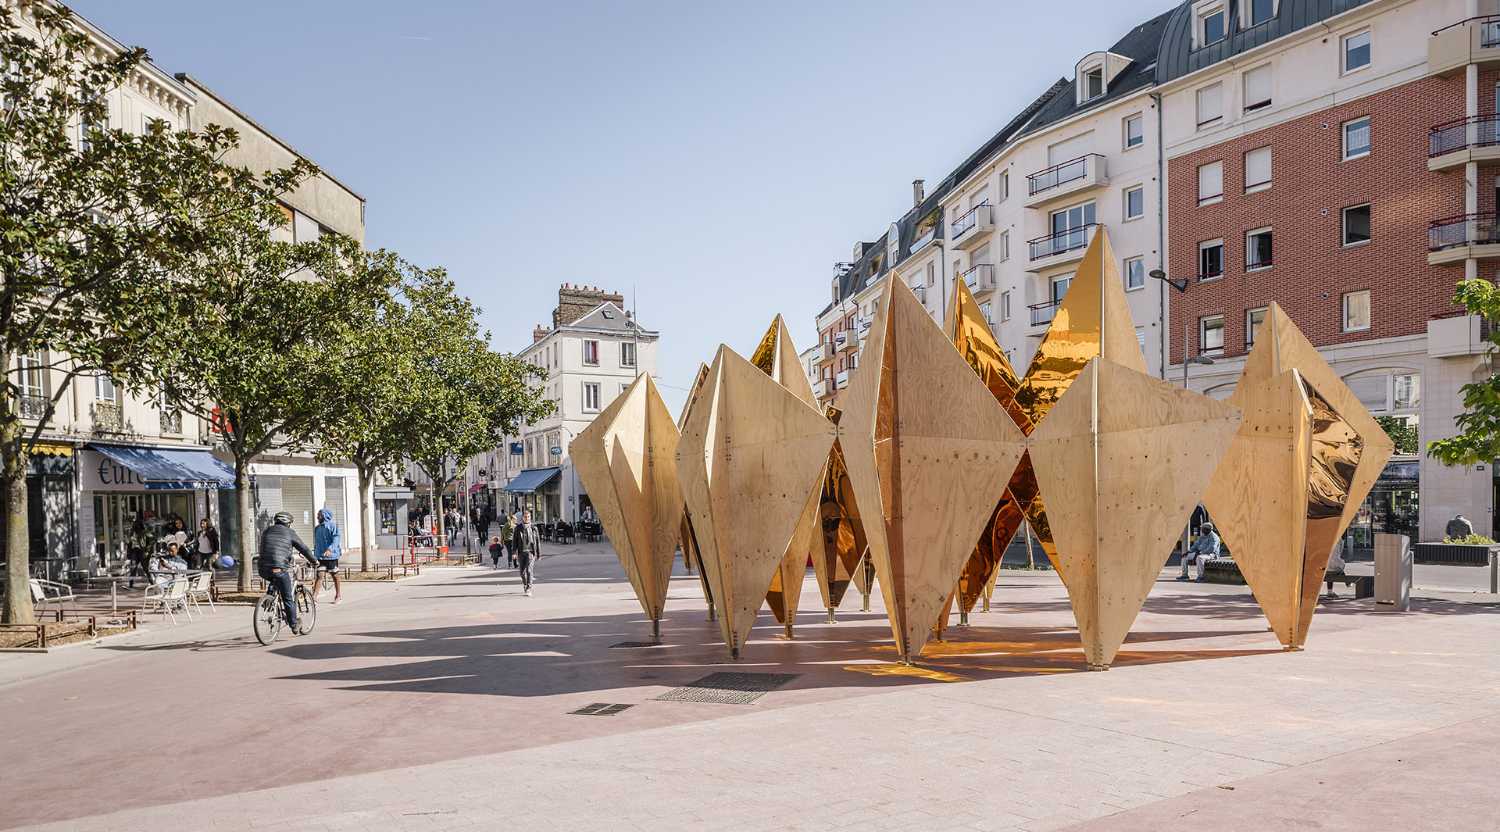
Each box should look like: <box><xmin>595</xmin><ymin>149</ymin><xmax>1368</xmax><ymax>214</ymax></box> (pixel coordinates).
<box><xmin>912</xmin><ymin>179</ymin><xmax>925</xmax><ymax>206</ymax></box>
<box><xmin>533</xmin><ymin>325</ymin><xmax>550</xmax><ymax>343</ymax></box>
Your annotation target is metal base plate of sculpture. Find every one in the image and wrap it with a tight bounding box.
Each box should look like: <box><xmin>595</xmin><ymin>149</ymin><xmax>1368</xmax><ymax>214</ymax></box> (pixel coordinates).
<box><xmin>677</xmin><ymin>345</ymin><xmax>835</xmax><ymax>659</ymax></box>
<box><xmin>840</xmin><ymin>276</ymin><xmax>1027</xmax><ymax>663</ymax></box>
<box><xmin>570</xmin><ymin>374</ymin><xmax>685</xmax><ymax>639</ymax></box>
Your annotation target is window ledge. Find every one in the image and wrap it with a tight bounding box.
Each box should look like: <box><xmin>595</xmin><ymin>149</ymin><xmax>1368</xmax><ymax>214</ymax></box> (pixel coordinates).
<box><xmin>1197</xmin><ymin>117</ymin><xmax>1224</xmax><ymax>130</ymax></box>
<box><xmin>1341</xmin><ymin>63</ymin><xmax>1371</xmax><ymax>78</ymax></box>
<box><xmin>1342</xmin><ymin>240</ymin><xmax>1371</xmax><ymax>250</ymax></box>
<box><xmin>1123</xmin><ymin>215</ymin><xmax>1144</xmax><ymax>223</ymax></box>
<box><xmin>1343</xmin><ymin>325</ymin><xmax>1372</xmax><ymax>333</ymax></box>
<box><xmin>1343</xmin><ymin>151</ymin><xmax>1371</xmax><ymax>162</ymax></box>
<box><xmin>1198</xmin><ymin>196</ymin><xmax>1224</xmax><ymax>207</ymax></box>
<box><xmin>1125</xmin><ymin>285</ymin><xmax>1145</xmax><ymax>293</ymax></box>
<box><xmin>1244</xmin><ymin>182</ymin><xmax>1271</xmax><ymax>195</ymax></box>
<box><xmin>1246</xmin><ymin>265</ymin><xmax>1273</xmax><ymax>273</ymax></box>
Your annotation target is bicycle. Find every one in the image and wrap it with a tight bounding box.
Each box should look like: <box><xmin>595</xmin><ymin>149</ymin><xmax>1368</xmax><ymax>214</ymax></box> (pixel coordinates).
<box><xmin>252</xmin><ymin>570</ymin><xmax>317</xmax><ymax>645</ymax></box>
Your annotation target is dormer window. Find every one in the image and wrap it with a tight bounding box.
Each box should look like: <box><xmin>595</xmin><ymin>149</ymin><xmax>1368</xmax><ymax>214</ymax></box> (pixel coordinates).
<box><xmin>831</xmin><ymin>278</ymin><xmax>839</xmax><ymax>303</ymax></box>
<box><xmin>1083</xmin><ymin>66</ymin><xmax>1104</xmax><ymax>101</ymax></box>
<box><xmin>1195</xmin><ymin>2</ymin><xmax>1227</xmax><ymax>48</ymax></box>
<box><xmin>1244</xmin><ymin>0</ymin><xmax>1277</xmax><ymax>28</ymax></box>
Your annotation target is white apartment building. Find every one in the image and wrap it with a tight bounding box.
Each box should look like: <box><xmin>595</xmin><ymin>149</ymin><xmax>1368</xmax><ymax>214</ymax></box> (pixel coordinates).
<box><xmin>488</xmin><ymin>286</ymin><xmax>660</xmax><ymax>524</ymax></box>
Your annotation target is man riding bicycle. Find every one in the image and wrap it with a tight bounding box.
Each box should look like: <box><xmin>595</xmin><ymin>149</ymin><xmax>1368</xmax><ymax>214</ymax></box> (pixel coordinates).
<box><xmin>259</xmin><ymin>511</ymin><xmax>318</xmax><ymax>634</ymax></box>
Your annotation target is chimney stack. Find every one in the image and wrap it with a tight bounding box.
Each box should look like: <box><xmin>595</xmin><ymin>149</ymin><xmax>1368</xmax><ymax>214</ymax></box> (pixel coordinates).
<box><xmin>912</xmin><ymin>179</ymin><xmax>925</xmax><ymax>206</ymax></box>
<box><xmin>533</xmin><ymin>325</ymin><xmax>550</xmax><ymax>343</ymax></box>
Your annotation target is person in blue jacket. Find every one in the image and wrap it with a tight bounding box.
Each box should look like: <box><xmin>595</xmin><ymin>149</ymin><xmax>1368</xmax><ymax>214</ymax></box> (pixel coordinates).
<box><xmin>313</xmin><ymin>508</ymin><xmax>344</xmax><ymax>605</ymax></box>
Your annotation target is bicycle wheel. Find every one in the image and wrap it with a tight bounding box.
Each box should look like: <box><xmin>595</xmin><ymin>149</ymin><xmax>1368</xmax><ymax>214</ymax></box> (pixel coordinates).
<box><xmin>294</xmin><ymin>585</ymin><xmax>317</xmax><ymax>635</ymax></box>
<box><xmin>252</xmin><ymin>593</ymin><xmax>281</xmax><ymax>645</ymax></box>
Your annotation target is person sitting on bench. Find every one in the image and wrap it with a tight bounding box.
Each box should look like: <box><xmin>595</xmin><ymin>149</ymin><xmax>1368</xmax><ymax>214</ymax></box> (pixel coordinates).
<box><xmin>1324</xmin><ymin>540</ymin><xmax>1347</xmax><ymax>599</ymax></box>
<box><xmin>1177</xmin><ymin>522</ymin><xmax>1220</xmax><ymax>582</ymax></box>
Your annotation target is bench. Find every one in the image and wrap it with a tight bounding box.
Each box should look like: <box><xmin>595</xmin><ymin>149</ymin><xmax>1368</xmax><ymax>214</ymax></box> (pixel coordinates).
<box><xmin>1323</xmin><ymin>571</ymin><xmax>1374</xmax><ymax>599</ymax></box>
<box><xmin>1198</xmin><ymin>559</ymin><xmax>1372</xmax><ymax>599</ymax></box>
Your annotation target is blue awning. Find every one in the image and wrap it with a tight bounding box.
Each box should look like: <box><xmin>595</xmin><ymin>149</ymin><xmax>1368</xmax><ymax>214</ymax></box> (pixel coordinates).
<box><xmin>503</xmin><ymin>467</ymin><xmax>561</xmax><ymax>494</ymax></box>
<box><xmin>88</xmin><ymin>444</ymin><xmax>237</xmax><ymax>490</ymax></box>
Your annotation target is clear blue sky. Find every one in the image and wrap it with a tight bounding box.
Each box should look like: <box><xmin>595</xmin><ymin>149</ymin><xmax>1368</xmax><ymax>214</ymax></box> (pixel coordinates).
<box><xmin>70</xmin><ymin>0</ymin><xmax>1168</xmax><ymax>413</ymax></box>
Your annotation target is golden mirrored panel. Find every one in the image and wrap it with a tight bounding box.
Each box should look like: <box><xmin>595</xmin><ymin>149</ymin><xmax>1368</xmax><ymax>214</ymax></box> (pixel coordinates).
<box><xmin>839</xmin><ymin>277</ymin><xmax>1027</xmax><ymax>663</ymax></box>
<box><xmin>1029</xmin><ymin>359</ymin><xmax>1241</xmax><ymax>669</ymax></box>
<box><xmin>570</xmin><ymin>375</ymin><xmax>685</xmax><ymax>636</ymax></box>
<box><xmin>1296</xmin><ymin>380</ymin><xmax>1364</xmax><ymax>643</ymax></box>
<box><xmin>814</xmin><ymin>406</ymin><xmax>868</xmax><ymax>617</ymax></box>
<box><xmin>676</xmin><ymin>362</ymin><xmax>715</xmax><ymax>611</ymax></box>
<box><xmin>676</xmin><ymin>345</ymin><xmax>835</xmax><ymax>658</ymax></box>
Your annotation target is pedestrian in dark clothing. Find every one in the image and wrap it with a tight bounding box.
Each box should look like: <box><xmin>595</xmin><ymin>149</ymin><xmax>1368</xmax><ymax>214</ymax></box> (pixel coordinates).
<box><xmin>488</xmin><ymin>536</ymin><xmax>504</xmax><ymax>569</ymax></box>
<box><xmin>126</xmin><ymin>514</ymin><xmax>150</xmax><ymax>588</ymax></box>
<box><xmin>512</xmin><ymin>511</ymin><xmax>541</xmax><ymax>595</ymax></box>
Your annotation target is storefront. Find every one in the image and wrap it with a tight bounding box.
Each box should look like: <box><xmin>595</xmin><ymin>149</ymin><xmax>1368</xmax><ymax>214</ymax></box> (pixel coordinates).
<box><xmin>23</xmin><ymin>444</ymin><xmax>77</xmax><ymax>579</ymax></box>
<box><xmin>79</xmin><ymin>444</ymin><xmax>235</xmax><ymax>575</ymax></box>
<box><xmin>503</xmin><ymin>466</ymin><xmax>561</xmax><ymax>523</ymax></box>
<box><xmin>373</xmin><ymin>484</ymin><xmax>413</xmax><ymax>549</ymax></box>
<box><xmin>1347</xmin><ymin>456</ymin><xmax>1420</xmax><ymax>560</ymax></box>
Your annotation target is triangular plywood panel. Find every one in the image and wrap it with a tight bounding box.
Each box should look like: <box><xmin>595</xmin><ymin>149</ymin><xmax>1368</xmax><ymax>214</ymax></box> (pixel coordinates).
<box><xmin>677</xmin><ymin>346</ymin><xmax>835</xmax><ymax>658</ymax></box>
<box><xmin>841</xmin><ymin>277</ymin><xmax>1027</xmax><ymax>662</ymax></box>
<box><xmin>1029</xmin><ymin>359</ymin><xmax>1241</xmax><ymax>669</ymax></box>
<box><xmin>571</xmin><ymin>375</ymin><xmax>684</xmax><ymax>630</ymax></box>
<box><xmin>676</xmin><ymin>362</ymin><xmax>716</xmax><ymax>610</ymax></box>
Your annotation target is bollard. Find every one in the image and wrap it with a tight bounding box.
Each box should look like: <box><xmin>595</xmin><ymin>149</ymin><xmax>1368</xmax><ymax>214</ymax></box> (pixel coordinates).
<box><xmin>1491</xmin><ymin>551</ymin><xmax>1498</xmax><ymax>595</ymax></box>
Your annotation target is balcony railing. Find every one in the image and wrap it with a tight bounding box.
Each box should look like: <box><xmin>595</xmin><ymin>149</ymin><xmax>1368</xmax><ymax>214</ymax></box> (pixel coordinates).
<box><xmin>834</xmin><ymin>331</ymin><xmax>849</xmax><ymax>349</ymax></box>
<box><xmin>1430</xmin><ymin>114</ymin><xmax>1500</xmax><ymax>156</ymax></box>
<box><xmin>909</xmin><ymin>227</ymin><xmax>937</xmax><ymax>255</ymax></box>
<box><xmin>19</xmin><ymin>393</ymin><xmax>49</xmax><ymax>420</ymax></box>
<box><xmin>1028</xmin><ymin>224</ymin><xmax>1096</xmax><ymax>261</ymax></box>
<box><xmin>963</xmin><ymin>263</ymin><xmax>995</xmax><ymax>291</ymax></box>
<box><xmin>836</xmin><ymin>370</ymin><xmax>850</xmax><ymax>389</ymax></box>
<box><xmin>950</xmin><ymin>203</ymin><xmax>992</xmax><ymax>242</ymax></box>
<box><xmin>92</xmin><ymin>400</ymin><xmax>123</xmax><ymax>433</ymax></box>
<box><xmin>1027</xmin><ymin>155</ymin><xmax>1098</xmax><ymax>197</ymax></box>
<box><xmin>159</xmin><ymin>409</ymin><xmax>183</xmax><ymax>435</ymax></box>
<box><xmin>1429</xmin><ymin>212</ymin><xmax>1500</xmax><ymax>250</ymax></box>
<box><xmin>1028</xmin><ymin>299</ymin><xmax>1060</xmax><ymax>327</ymax></box>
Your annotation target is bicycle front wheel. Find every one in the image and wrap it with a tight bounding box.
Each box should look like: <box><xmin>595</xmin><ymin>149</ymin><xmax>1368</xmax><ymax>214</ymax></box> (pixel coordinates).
<box><xmin>294</xmin><ymin>585</ymin><xmax>317</xmax><ymax>635</ymax></box>
<box><xmin>253</xmin><ymin>594</ymin><xmax>281</xmax><ymax>645</ymax></box>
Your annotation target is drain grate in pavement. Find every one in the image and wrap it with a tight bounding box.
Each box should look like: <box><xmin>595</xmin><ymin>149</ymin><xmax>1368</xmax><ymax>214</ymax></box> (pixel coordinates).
<box><xmin>654</xmin><ymin>672</ymin><xmax>799</xmax><ymax>705</ymax></box>
<box><xmin>570</xmin><ymin>703</ymin><xmax>634</xmax><ymax>716</ymax></box>
<box><xmin>609</xmin><ymin>641</ymin><xmax>664</xmax><ymax>649</ymax></box>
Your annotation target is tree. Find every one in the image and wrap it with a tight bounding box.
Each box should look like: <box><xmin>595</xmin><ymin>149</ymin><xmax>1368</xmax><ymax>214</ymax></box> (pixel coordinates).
<box><xmin>1376</xmin><ymin>416</ymin><xmax>1418</xmax><ymax>456</ymax></box>
<box><xmin>1</xmin><ymin>4</ymin><xmax>267</xmax><ymax>623</ymax></box>
<box><xmin>1429</xmin><ymin>279</ymin><xmax>1500</xmax><ymax>466</ymax></box>
<box><xmin>156</xmin><ymin>218</ymin><xmax>398</xmax><ymax>590</ymax></box>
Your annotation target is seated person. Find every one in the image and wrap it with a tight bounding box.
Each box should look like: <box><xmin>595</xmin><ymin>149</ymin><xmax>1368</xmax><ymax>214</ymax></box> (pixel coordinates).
<box><xmin>1324</xmin><ymin>540</ymin><xmax>1347</xmax><ymax>599</ymax></box>
<box><xmin>149</xmin><ymin>542</ymin><xmax>191</xmax><ymax>586</ymax></box>
<box><xmin>1176</xmin><ymin>522</ymin><xmax>1220</xmax><ymax>582</ymax></box>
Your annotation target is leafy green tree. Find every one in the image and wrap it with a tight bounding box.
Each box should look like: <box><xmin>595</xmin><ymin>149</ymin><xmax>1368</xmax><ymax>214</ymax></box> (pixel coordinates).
<box><xmin>0</xmin><ymin>4</ymin><xmax>267</xmax><ymax>622</ymax></box>
<box><xmin>1376</xmin><ymin>416</ymin><xmax>1419</xmax><ymax>456</ymax></box>
<box><xmin>1429</xmin><ymin>279</ymin><xmax>1500</xmax><ymax>466</ymax></box>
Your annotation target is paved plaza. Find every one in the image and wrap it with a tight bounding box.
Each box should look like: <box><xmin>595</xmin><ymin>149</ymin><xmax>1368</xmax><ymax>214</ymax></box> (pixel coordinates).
<box><xmin>1</xmin><ymin>542</ymin><xmax>1497</xmax><ymax>831</ymax></box>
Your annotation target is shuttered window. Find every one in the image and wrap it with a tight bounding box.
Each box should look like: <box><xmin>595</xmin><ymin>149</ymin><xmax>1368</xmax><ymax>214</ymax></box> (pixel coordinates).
<box><xmin>1197</xmin><ymin>161</ymin><xmax>1224</xmax><ymax>204</ymax></box>
<box><xmin>1244</xmin><ymin>146</ymin><xmax>1272</xmax><ymax>191</ymax></box>
<box><xmin>1243</xmin><ymin>65</ymin><xmax>1271</xmax><ymax>112</ymax></box>
<box><xmin>1196</xmin><ymin>83</ymin><xmax>1223</xmax><ymax>127</ymax></box>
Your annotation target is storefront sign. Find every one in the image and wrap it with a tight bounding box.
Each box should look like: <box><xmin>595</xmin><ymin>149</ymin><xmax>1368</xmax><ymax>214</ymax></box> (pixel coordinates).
<box><xmin>79</xmin><ymin>450</ymin><xmax>147</xmax><ymax>491</ymax></box>
<box><xmin>509</xmin><ymin>442</ymin><xmax>523</xmax><ymax>455</ymax></box>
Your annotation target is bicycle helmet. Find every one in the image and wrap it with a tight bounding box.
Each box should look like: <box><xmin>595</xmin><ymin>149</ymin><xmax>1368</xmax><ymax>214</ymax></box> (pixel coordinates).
<box><xmin>273</xmin><ymin>511</ymin><xmax>293</xmax><ymax>525</ymax></box>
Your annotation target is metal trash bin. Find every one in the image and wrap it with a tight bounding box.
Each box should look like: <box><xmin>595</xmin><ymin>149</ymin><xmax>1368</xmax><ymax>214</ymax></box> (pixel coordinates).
<box><xmin>1374</xmin><ymin>533</ymin><xmax>1411</xmax><ymax>612</ymax></box>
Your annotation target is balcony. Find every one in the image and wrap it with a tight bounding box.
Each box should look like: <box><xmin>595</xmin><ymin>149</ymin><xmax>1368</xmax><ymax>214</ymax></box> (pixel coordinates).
<box><xmin>19</xmin><ymin>393</ymin><xmax>49</xmax><ymax>421</ymax></box>
<box><xmin>159</xmin><ymin>409</ymin><xmax>183</xmax><ymax>435</ymax></box>
<box><xmin>834</xmin><ymin>330</ymin><xmax>850</xmax><ymax>350</ymax></box>
<box><xmin>963</xmin><ymin>263</ymin><xmax>996</xmax><ymax>293</ymax></box>
<box><xmin>1428</xmin><ymin>212</ymin><xmax>1500</xmax><ymax>264</ymax></box>
<box><xmin>1028</xmin><ymin>300</ymin><xmax>1060</xmax><ymax>327</ymax></box>
<box><xmin>92</xmin><ymin>401</ymin><xmax>123</xmax><ymax>434</ymax></box>
<box><xmin>912</xmin><ymin>283</ymin><xmax>927</xmax><ymax>304</ymax></box>
<box><xmin>909</xmin><ymin>227</ymin><xmax>937</xmax><ymax>256</ymax></box>
<box><xmin>1428</xmin><ymin>16</ymin><xmax>1500</xmax><ymax>77</ymax></box>
<box><xmin>950</xmin><ymin>203</ymin><xmax>994</xmax><ymax>251</ymax></box>
<box><xmin>812</xmin><ymin>379</ymin><xmax>828</xmax><ymax>399</ymax></box>
<box><xmin>1025</xmin><ymin>154</ymin><xmax>1108</xmax><ymax>209</ymax></box>
<box><xmin>1427</xmin><ymin>312</ymin><xmax>1490</xmax><ymax>357</ymax></box>
<box><xmin>1429</xmin><ymin>115</ymin><xmax>1500</xmax><ymax>170</ymax></box>
<box><xmin>835</xmin><ymin>370</ymin><xmax>850</xmax><ymax>389</ymax></box>
<box><xmin>1027</xmin><ymin>224</ymin><xmax>1096</xmax><ymax>271</ymax></box>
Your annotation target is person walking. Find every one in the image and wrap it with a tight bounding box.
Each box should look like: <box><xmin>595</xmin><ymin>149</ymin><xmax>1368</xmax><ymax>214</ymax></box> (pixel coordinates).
<box><xmin>1176</xmin><ymin>521</ymin><xmax>1220</xmax><ymax>582</ymax></box>
<box><xmin>126</xmin><ymin>514</ymin><xmax>151</xmax><ymax>589</ymax></box>
<box><xmin>488</xmin><ymin>535</ymin><xmax>505</xmax><ymax>569</ymax></box>
<box><xmin>512</xmin><ymin>510</ymin><xmax>541</xmax><ymax>596</ymax></box>
<box><xmin>195</xmin><ymin>518</ymin><xmax>220</xmax><ymax>572</ymax></box>
<box><xmin>503</xmin><ymin>512</ymin><xmax>518</xmax><ymax>568</ymax></box>
<box><xmin>313</xmin><ymin>508</ymin><xmax>344</xmax><ymax>604</ymax></box>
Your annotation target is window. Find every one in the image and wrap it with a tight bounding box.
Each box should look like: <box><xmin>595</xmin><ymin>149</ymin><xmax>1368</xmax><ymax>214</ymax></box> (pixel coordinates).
<box><xmin>1198</xmin><ymin>4</ymin><xmax>1227</xmax><ymax>47</ymax></box>
<box><xmin>1200</xmin><ymin>315</ymin><xmax>1225</xmax><ymax>354</ymax></box>
<box><xmin>1136</xmin><ymin>326</ymin><xmax>1147</xmax><ymax>351</ymax></box>
<box><xmin>95</xmin><ymin>373</ymin><xmax>117</xmax><ymax>402</ymax></box>
<box><xmin>620</xmin><ymin>341</ymin><xmax>637</xmax><ymax>367</ymax></box>
<box><xmin>583</xmin><ymin>382</ymin><xmax>601</xmax><ymax>412</ymax></box>
<box><xmin>1196</xmin><ymin>83</ymin><xmax>1223</xmax><ymax>128</ymax></box>
<box><xmin>1083</xmin><ymin>66</ymin><xmax>1104</xmax><ymax>101</ymax></box>
<box><xmin>1243</xmin><ymin>64</ymin><xmax>1272</xmax><ymax>113</ymax></box>
<box><xmin>1051</xmin><ymin>274</ymin><xmax>1073</xmax><ymax>306</ymax></box>
<box><xmin>1246</xmin><ymin>227</ymin><xmax>1273</xmax><ymax>270</ymax></box>
<box><xmin>1342</xmin><ymin>204</ymin><xmax>1371</xmax><ymax>246</ymax></box>
<box><xmin>18</xmin><ymin>353</ymin><xmax>44</xmax><ymax>398</ymax></box>
<box><xmin>1000</xmin><ymin>291</ymin><xmax>1012</xmax><ymax>321</ymax></box>
<box><xmin>999</xmin><ymin>171</ymin><xmax>1010</xmax><ymax>202</ymax></box>
<box><xmin>1246</xmin><ymin>307</ymin><xmax>1267</xmax><ymax>348</ymax></box>
<box><xmin>1244</xmin><ymin>146</ymin><xmax>1272</xmax><ymax>192</ymax></box>
<box><xmin>582</xmin><ymin>339</ymin><xmax>599</xmax><ymax>366</ymax></box>
<box><xmin>1393</xmin><ymin>373</ymin><xmax>1420</xmax><ymax>410</ymax></box>
<box><xmin>1343</xmin><ymin>290</ymin><xmax>1371</xmax><ymax>332</ymax></box>
<box><xmin>1343</xmin><ymin>116</ymin><xmax>1371</xmax><ymax>159</ymax></box>
<box><xmin>831</xmin><ymin>278</ymin><xmax>839</xmax><ymax>302</ymax></box>
<box><xmin>981</xmin><ymin>302</ymin><xmax>994</xmax><ymax>325</ymax></box>
<box><xmin>1246</xmin><ymin>0</ymin><xmax>1275</xmax><ymax>26</ymax></box>
<box><xmin>1197</xmin><ymin>161</ymin><xmax>1224</xmax><ymax>205</ymax></box>
<box><xmin>1124</xmin><ymin>113</ymin><xmax>1144</xmax><ymax>149</ymax></box>
<box><xmin>1343</xmin><ymin>29</ymin><xmax>1371</xmax><ymax>74</ymax></box>
<box><xmin>998</xmin><ymin>230</ymin><xmax>1010</xmax><ymax>261</ymax></box>
<box><xmin>621</xmin><ymin>382</ymin><xmax>630</xmax><ymax>397</ymax></box>
<box><xmin>1199</xmin><ymin>239</ymin><xmax>1225</xmax><ymax>280</ymax></box>
<box><xmin>926</xmin><ymin>262</ymin><xmax>935</xmax><ymax>286</ymax></box>
<box><xmin>1124</xmin><ymin>256</ymin><xmax>1145</xmax><ymax>291</ymax></box>
<box><xmin>1123</xmin><ymin>185</ymin><xmax>1145</xmax><ymax>220</ymax></box>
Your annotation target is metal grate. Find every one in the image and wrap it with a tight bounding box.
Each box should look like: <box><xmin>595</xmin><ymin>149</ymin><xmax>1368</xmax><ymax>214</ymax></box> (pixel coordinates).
<box><xmin>654</xmin><ymin>672</ymin><xmax>799</xmax><ymax>705</ymax></box>
<box><xmin>609</xmin><ymin>641</ymin><xmax>663</xmax><ymax>649</ymax></box>
<box><xmin>570</xmin><ymin>703</ymin><xmax>634</xmax><ymax>716</ymax></box>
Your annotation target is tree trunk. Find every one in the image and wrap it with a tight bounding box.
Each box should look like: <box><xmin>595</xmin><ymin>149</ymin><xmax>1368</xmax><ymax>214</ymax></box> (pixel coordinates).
<box><xmin>235</xmin><ymin>458</ymin><xmax>254</xmax><ymax>592</ymax></box>
<box><xmin>1</xmin><ymin>408</ymin><xmax>34</xmax><ymax>625</ymax></box>
<box><xmin>356</xmin><ymin>461</ymin><xmax>373</xmax><ymax>572</ymax></box>
<box><xmin>431</xmin><ymin>479</ymin><xmax>444</xmax><ymax>552</ymax></box>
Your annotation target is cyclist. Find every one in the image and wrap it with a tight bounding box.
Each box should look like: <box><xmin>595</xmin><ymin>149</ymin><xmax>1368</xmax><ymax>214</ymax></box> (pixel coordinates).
<box><xmin>258</xmin><ymin>511</ymin><xmax>318</xmax><ymax>634</ymax></box>
<box><xmin>312</xmin><ymin>508</ymin><xmax>343</xmax><ymax>604</ymax></box>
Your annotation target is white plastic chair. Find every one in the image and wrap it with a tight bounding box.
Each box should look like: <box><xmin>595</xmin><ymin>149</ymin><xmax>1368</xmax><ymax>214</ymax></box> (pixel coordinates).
<box><xmin>141</xmin><ymin>577</ymin><xmax>191</xmax><ymax>624</ymax></box>
<box><xmin>29</xmin><ymin>578</ymin><xmax>76</xmax><ymax>611</ymax></box>
<box><xmin>186</xmin><ymin>571</ymin><xmax>215</xmax><ymax>614</ymax></box>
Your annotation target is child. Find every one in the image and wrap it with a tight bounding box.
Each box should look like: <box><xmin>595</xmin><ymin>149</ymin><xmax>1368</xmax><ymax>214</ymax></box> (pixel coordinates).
<box><xmin>488</xmin><ymin>535</ymin><xmax>504</xmax><ymax>569</ymax></box>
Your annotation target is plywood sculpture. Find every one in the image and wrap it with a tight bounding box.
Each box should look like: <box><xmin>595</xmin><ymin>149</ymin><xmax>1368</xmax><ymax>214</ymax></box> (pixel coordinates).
<box><xmin>1203</xmin><ymin>302</ymin><xmax>1393</xmax><ymax>649</ymax></box>
<box><xmin>814</xmin><ymin>405</ymin><xmax>868</xmax><ymax>622</ymax></box>
<box><xmin>676</xmin><ymin>363</ymin><xmax>716</xmax><ymax>620</ymax></box>
<box><xmin>570</xmin><ymin>374</ymin><xmax>685</xmax><ymax>639</ymax></box>
<box><xmin>677</xmin><ymin>345</ymin><xmax>835</xmax><ymax>658</ymax></box>
<box><xmin>748</xmin><ymin>316</ymin><xmax>824</xmax><ymax>637</ymax></box>
<box><xmin>840</xmin><ymin>276</ymin><xmax>1027</xmax><ymax>663</ymax></box>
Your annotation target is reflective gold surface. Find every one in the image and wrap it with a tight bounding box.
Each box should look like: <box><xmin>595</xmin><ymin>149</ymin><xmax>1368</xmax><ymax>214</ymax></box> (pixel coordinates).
<box><xmin>749</xmin><ymin>319</ymin><xmax>778</xmax><ymax>375</ymax></box>
<box><xmin>1297</xmin><ymin>380</ymin><xmax>1363</xmax><ymax>639</ymax></box>
<box><xmin>816</xmin><ymin>405</ymin><xmax>867</xmax><ymax>610</ymax></box>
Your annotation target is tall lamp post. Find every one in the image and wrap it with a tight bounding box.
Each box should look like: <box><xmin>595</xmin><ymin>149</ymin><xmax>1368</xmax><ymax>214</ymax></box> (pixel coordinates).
<box><xmin>1150</xmin><ymin>268</ymin><xmax>1216</xmax><ymax>563</ymax></box>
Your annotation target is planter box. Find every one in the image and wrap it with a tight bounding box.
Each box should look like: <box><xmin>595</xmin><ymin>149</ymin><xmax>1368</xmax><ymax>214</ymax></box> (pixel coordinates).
<box><xmin>1412</xmin><ymin>543</ymin><xmax>1499</xmax><ymax>566</ymax></box>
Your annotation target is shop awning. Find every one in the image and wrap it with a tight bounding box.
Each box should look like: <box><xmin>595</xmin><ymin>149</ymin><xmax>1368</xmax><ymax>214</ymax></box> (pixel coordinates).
<box><xmin>87</xmin><ymin>443</ymin><xmax>237</xmax><ymax>490</ymax></box>
<box><xmin>503</xmin><ymin>467</ymin><xmax>560</xmax><ymax>494</ymax></box>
